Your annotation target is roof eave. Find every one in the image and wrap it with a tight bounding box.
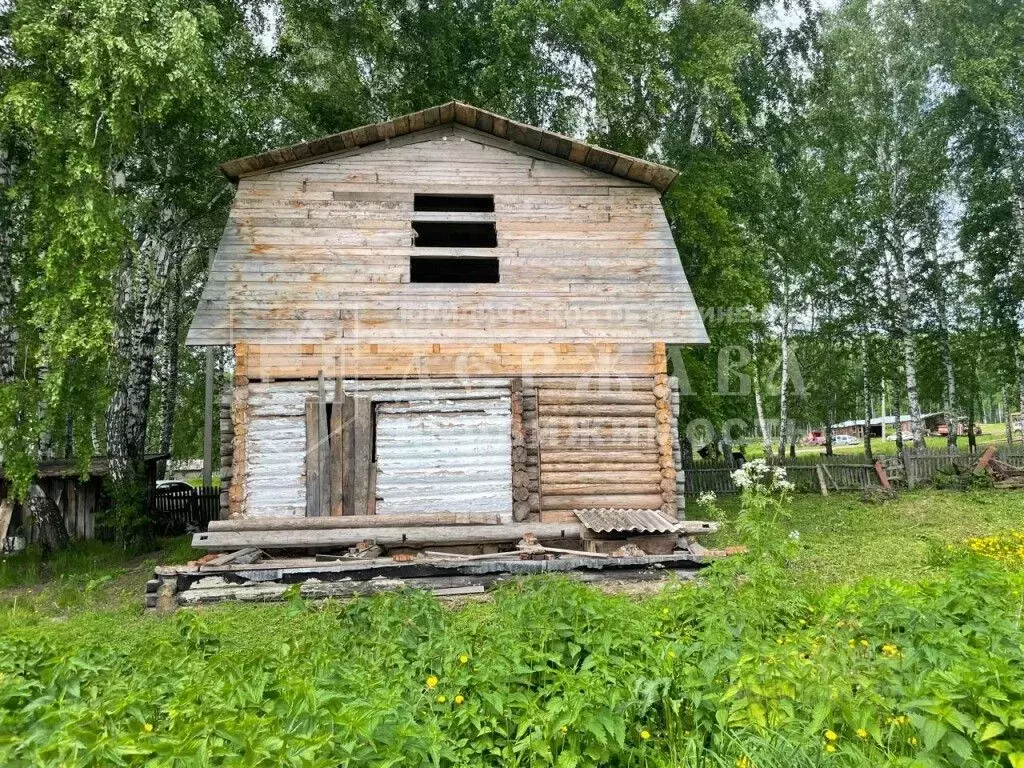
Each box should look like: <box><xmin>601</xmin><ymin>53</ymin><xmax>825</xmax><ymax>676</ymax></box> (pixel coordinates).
<box><xmin>219</xmin><ymin>101</ymin><xmax>680</xmax><ymax>193</ymax></box>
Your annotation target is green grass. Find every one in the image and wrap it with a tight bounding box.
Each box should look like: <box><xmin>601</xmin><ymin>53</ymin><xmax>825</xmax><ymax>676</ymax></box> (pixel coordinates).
<box><xmin>743</xmin><ymin>423</ymin><xmax>1014</xmax><ymax>459</ymax></box>
<box><xmin>0</xmin><ymin>492</ymin><xmax>1021</xmax><ymax>765</ymax></box>
<box><xmin>706</xmin><ymin>488</ymin><xmax>1024</xmax><ymax>584</ymax></box>
<box><xmin>0</xmin><ymin>536</ymin><xmax>200</xmax><ymax>615</ymax></box>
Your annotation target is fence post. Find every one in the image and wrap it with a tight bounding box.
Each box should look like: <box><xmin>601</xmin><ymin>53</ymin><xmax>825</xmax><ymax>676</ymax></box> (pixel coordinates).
<box><xmin>902</xmin><ymin>449</ymin><xmax>914</xmax><ymax>490</ymax></box>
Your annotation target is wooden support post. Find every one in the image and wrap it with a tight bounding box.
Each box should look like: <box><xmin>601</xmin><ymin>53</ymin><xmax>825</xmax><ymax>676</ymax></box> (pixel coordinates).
<box><xmin>341</xmin><ymin>392</ymin><xmax>355</xmax><ymax>516</ymax></box>
<box><xmin>304</xmin><ymin>398</ymin><xmax>320</xmax><ymax>517</ymax></box>
<box><xmin>203</xmin><ymin>347</ymin><xmax>214</xmax><ymax>488</ymax></box>
<box><xmin>352</xmin><ymin>396</ymin><xmax>372</xmax><ymax>516</ymax></box>
<box><xmin>317</xmin><ymin>372</ymin><xmax>330</xmax><ymax>517</ymax></box>
<box><xmin>653</xmin><ymin>360</ymin><xmax>676</xmax><ymax>518</ymax></box>
<box><xmin>329</xmin><ymin>378</ymin><xmax>345</xmax><ymax>516</ymax></box>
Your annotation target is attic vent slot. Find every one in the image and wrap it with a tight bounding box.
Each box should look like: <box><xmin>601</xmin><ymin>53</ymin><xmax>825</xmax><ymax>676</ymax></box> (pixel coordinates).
<box><xmin>414</xmin><ymin>194</ymin><xmax>494</xmax><ymax>212</ymax></box>
<box><xmin>412</xmin><ymin>221</ymin><xmax>497</xmax><ymax>248</ymax></box>
<box><xmin>411</xmin><ymin>257</ymin><xmax>499</xmax><ymax>283</ymax></box>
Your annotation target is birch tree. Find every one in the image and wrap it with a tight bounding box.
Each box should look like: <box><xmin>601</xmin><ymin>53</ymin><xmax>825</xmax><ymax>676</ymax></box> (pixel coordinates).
<box><xmin>2</xmin><ymin>0</ymin><xmax>275</xmax><ymax>542</ymax></box>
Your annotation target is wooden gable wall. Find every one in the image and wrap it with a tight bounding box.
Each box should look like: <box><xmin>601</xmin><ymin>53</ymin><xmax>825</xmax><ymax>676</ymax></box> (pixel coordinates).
<box><xmin>188</xmin><ymin>125</ymin><xmax>706</xmax><ymax>379</ymax></box>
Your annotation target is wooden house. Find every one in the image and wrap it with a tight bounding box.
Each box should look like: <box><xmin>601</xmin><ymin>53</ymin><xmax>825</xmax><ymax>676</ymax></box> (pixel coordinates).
<box><xmin>187</xmin><ymin>102</ymin><xmax>708</xmax><ymax>554</ymax></box>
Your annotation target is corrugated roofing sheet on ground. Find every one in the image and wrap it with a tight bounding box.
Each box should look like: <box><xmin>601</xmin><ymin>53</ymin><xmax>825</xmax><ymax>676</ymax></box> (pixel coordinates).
<box><xmin>573</xmin><ymin>508</ymin><xmax>681</xmax><ymax>534</ymax></box>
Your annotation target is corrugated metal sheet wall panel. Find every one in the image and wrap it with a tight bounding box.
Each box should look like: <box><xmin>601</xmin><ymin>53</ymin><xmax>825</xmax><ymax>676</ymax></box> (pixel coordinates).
<box><xmin>375</xmin><ymin>397</ymin><xmax>513</xmax><ymax>520</ymax></box>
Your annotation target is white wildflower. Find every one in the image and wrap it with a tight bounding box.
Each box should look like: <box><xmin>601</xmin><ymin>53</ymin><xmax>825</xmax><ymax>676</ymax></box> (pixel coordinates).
<box><xmin>788</xmin><ymin>530</ymin><xmax>800</xmax><ymax>541</ymax></box>
<box><xmin>777</xmin><ymin>479</ymin><xmax>795</xmax><ymax>492</ymax></box>
<box><xmin>731</xmin><ymin>469</ymin><xmax>752</xmax><ymax>488</ymax></box>
<box><xmin>697</xmin><ymin>491</ymin><xmax>717</xmax><ymax>506</ymax></box>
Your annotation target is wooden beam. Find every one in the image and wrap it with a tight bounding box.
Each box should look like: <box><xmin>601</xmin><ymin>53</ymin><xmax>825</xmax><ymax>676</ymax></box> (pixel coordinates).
<box><xmin>192</xmin><ymin>522</ymin><xmax>584</xmax><ymax>550</ymax></box>
<box><xmin>208</xmin><ymin>513</ymin><xmax>503</xmax><ymax>531</ymax></box>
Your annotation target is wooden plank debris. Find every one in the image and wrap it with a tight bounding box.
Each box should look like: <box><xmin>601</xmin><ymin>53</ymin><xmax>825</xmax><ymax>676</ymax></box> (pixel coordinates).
<box><xmin>206</xmin><ymin>548</ymin><xmax>263</xmax><ymax>567</ymax></box>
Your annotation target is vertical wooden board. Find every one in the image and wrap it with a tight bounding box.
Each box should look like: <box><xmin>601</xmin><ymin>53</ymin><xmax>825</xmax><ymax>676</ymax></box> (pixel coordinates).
<box><xmin>352</xmin><ymin>396</ymin><xmax>373</xmax><ymax>515</ymax></box>
<box><xmin>305</xmin><ymin>398</ymin><xmax>320</xmax><ymax>516</ymax></box>
<box><xmin>329</xmin><ymin>378</ymin><xmax>345</xmax><ymax>516</ymax></box>
<box><xmin>317</xmin><ymin>373</ymin><xmax>330</xmax><ymax>516</ymax></box>
<box><xmin>341</xmin><ymin>392</ymin><xmax>356</xmax><ymax>515</ymax></box>
<box><xmin>367</xmin><ymin>463</ymin><xmax>377</xmax><ymax>515</ymax></box>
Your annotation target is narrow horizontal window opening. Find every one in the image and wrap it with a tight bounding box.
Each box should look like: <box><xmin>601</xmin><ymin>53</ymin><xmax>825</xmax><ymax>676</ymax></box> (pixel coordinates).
<box><xmin>414</xmin><ymin>194</ymin><xmax>494</xmax><ymax>212</ymax></box>
<box><xmin>410</xmin><ymin>256</ymin><xmax>499</xmax><ymax>283</ymax></box>
<box><xmin>413</xmin><ymin>221</ymin><xmax>497</xmax><ymax>248</ymax></box>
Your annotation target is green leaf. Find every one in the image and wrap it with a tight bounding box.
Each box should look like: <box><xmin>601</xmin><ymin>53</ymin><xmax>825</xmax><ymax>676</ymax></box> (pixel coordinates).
<box><xmin>980</xmin><ymin>722</ymin><xmax>1005</xmax><ymax>741</ymax></box>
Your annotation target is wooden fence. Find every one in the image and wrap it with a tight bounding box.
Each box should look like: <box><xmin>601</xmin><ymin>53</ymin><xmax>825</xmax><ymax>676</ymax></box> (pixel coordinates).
<box><xmin>151</xmin><ymin>486</ymin><xmax>220</xmax><ymax>535</ymax></box>
<box><xmin>683</xmin><ymin>444</ymin><xmax>1024</xmax><ymax>497</ymax></box>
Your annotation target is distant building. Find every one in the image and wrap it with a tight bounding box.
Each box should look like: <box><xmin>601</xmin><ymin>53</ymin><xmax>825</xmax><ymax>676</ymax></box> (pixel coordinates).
<box><xmin>830</xmin><ymin>413</ymin><xmax>949</xmax><ymax>438</ymax></box>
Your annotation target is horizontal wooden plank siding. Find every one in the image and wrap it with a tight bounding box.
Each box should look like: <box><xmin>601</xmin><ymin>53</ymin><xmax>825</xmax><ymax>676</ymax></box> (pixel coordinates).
<box><xmin>187</xmin><ymin>127</ymin><xmax>707</xmax><ymax>363</ymax></box>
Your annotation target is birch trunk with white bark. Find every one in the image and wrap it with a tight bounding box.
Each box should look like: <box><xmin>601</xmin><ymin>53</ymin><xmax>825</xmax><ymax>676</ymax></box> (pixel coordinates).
<box><xmin>777</xmin><ymin>289</ymin><xmax>790</xmax><ymax>460</ymax></box>
<box><xmin>106</xmin><ymin>235</ymin><xmax>174</xmax><ymax>537</ymax></box>
<box><xmin>0</xmin><ymin>149</ymin><xmax>16</xmax><ymax>384</ymax></box>
<box><xmin>752</xmin><ymin>350</ymin><xmax>773</xmax><ymax>458</ymax></box>
<box><xmin>937</xmin><ymin>302</ymin><xmax>958</xmax><ymax>448</ymax></box>
<box><xmin>889</xmin><ymin>241</ymin><xmax>925</xmax><ymax>448</ymax></box>
<box><xmin>861</xmin><ymin>334</ymin><xmax>873</xmax><ymax>459</ymax></box>
<box><xmin>160</xmin><ymin>264</ymin><xmax>182</xmax><ymax>456</ymax></box>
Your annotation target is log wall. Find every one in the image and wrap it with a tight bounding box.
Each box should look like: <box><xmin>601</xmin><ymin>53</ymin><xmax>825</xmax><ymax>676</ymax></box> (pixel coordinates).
<box><xmin>534</xmin><ymin>375</ymin><xmax>668</xmax><ymax>522</ymax></box>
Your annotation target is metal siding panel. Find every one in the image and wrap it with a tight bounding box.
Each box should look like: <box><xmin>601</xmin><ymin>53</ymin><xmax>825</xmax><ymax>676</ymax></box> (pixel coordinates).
<box><xmin>375</xmin><ymin>395</ymin><xmax>512</xmax><ymax>520</ymax></box>
<box><xmin>246</xmin><ymin>415</ymin><xmax>306</xmax><ymax>516</ymax></box>
<box><xmin>574</xmin><ymin>508</ymin><xmax>680</xmax><ymax>533</ymax></box>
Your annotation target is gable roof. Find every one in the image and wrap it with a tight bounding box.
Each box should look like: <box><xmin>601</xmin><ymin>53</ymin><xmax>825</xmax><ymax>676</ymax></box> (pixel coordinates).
<box><xmin>219</xmin><ymin>101</ymin><xmax>679</xmax><ymax>192</ymax></box>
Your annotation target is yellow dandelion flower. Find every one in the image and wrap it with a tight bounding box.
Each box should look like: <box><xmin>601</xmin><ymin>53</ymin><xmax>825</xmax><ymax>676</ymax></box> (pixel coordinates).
<box><xmin>143</xmin><ymin>723</ymin><xmax>153</xmax><ymax>733</ymax></box>
<box><xmin>426</xmin><ymin>675</ymin><xmax>438</xmax><ymax>689</ymax></box>
<box><xmin>436</xmin><ymin>694</ymin><xmax>446</xmax><ymax>703</ymax></box>
<box><xmin>458</xmin><ymin>654</ymin><xmax>469</xmax><ymax>664</ymax></box>
<box><xmin>856</xmin><ymin>728</ymin><xmax>868</xmax><ymax>739</ymax></box>
<box><xmin>662</xmin><ymin>607</ymin><xmax>670</xmax><ymax>615</ymax></box>
<box><xmin>825</xmin><ymin>744</ymin><xmax>836</xmax><ymax>753</ymax></box>
<box><xmin>825</xmin><ymin>730</ymin><xmax>838</xmax><ymax>742</ymax></box>
<box><xmin>859</xmin><ymin>639</ymin><xmax>869</xmax><ymax>647</ymax></box>
<box><xmin>640</xmin><ymin>730</ymin><xmax>651</xmax><ymax>740</ymax></box>
<box><xmin>561</xmin><ymin>726</ymin><xmax>568</xmax><ymax>735</ymax></box>
<box><xmin>908</xmin><ymin>737</ymin><xmax>918</xmax><ymax>746</ymax></box>
<box><xmin>454</xmin><ymin>694</ymin><xmax>464</xmax><ymax>705</ymax></box>
<box><xmin>848</xmin><ymin>639</ymin><xmax>856</xmax><ymax>647</ymax></box>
